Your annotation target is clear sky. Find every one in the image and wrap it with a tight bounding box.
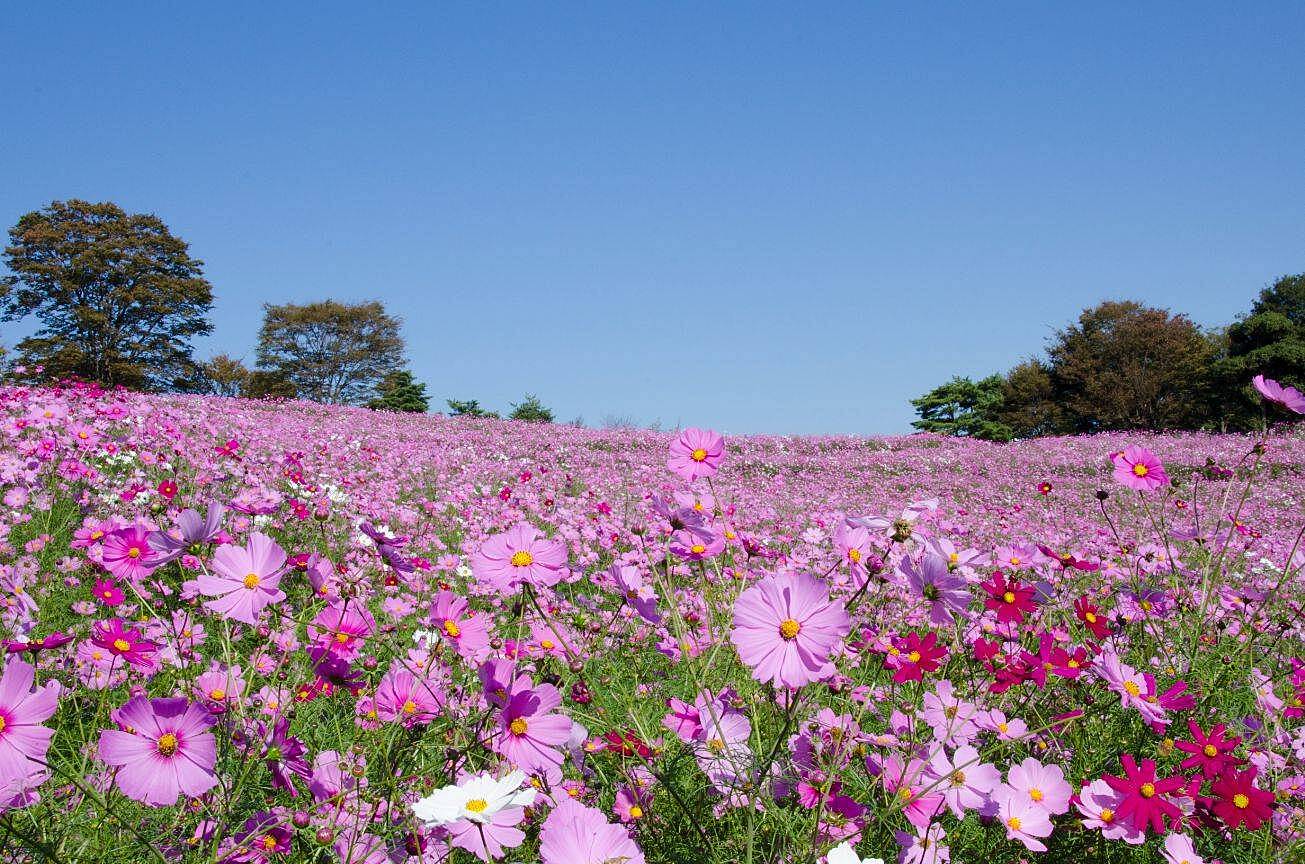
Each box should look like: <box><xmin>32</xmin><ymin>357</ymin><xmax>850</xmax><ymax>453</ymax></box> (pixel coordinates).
<box><xmin>2</xmin><ymin>3</ymin><xmax>1302</xmax><ymax>434</ymax></box>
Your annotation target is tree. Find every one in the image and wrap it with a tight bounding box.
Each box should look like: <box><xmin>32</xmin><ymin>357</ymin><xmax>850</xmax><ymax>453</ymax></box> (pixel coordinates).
<box><xmin>1211</xmin><ymin>274</ymin><xmax>1305</xmax><ymax>426</ymax></box>
<box><xmin>200</xmin><ymin>354</ymin><xmax>251</xmax><ymax>398</ymax></box>
<box><xmin>910</xmin><ymin>375</ymin><xmax>1011</xmax><ymax>440</ymax></box>
<box><xmin>1047</xmin><ymin>301</ymin><xmax>1215</xmax><ymax>432</ymax></box>
<box><xmin>0</xmin><ymin>200</ymin><xmax>214</xmax><ymax>390</ymax></box>
<box><xmin>367</xmin><ymin>370</ymin><xmax>429</xmax><ymax>413</ymax></box>
<box><xmin>508</xmin><ymin>394</ymin><xmax>555</xmax><ymax>424</ymax></box>
<box><xmin>997</xmin><ymin>359</ymin><xmax>1067</xmax><ymax>438</ymax></box>
<box><xmin>256</xmin><ymin>300</ymin><xmax>404</xmax><ymax>405</ymax></box>
<box><xmin>446</xmin><ymin>399</ymin><xmax>499</xmax><ymax>418</ymax></box>
<box><xmin>242</xmin><ymin>369</ymin><xmax>297</xmax><ymax>400</ymax></box>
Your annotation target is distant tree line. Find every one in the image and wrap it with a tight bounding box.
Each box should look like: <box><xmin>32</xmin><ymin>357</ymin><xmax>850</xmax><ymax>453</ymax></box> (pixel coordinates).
<box><xmin>0</xmin><ymin>200</ymin><xmax>556</xmax><ymax>421</ymax></box>
<box><xmin>912</xmin><ymin>280</ymin><xmax>1305</xmax><ymax>439</ymax></box>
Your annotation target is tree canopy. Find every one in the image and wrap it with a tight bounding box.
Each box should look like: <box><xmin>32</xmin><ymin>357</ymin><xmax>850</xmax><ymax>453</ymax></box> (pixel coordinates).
<box><xmin>910</xmin><ymin>375</ymin><xmax>1011</xmax><ymax>440</ymax></box>
<box><xmin>0</xmin><ymin>200</ymin><xmax>214</xmax><ymax>390</ymax></box>
<box><xmin>367</xmin><ymin>370</ymin><xmax>429</xmax><ymax>413</ymax></box>
<box><xmin>509</xmin><ymin>394</ymin><xmax>555</xmax><ymax>423</ymax></box>
<box><xmin>256</xmin><ymin>300</ymin><xmax>404</xmax><ymax>405</ymax></box>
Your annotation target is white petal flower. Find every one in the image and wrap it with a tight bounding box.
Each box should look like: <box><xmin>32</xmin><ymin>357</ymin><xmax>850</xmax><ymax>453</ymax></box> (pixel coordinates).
<box><xmin>412</xmin><ymin>770</ymin><xmax>537</xmax><ymax>826</ymax></box>
<box><xmin>827</xmin><ymin>842</ymin><xmax>884</xmax><ymax>864</ymax></box>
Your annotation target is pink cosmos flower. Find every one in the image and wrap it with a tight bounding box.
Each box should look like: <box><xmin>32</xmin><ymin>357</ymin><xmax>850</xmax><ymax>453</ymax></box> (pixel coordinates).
<box><xmin>0</xmin><ymin>659</ymin><xmax>59</xmax><ymax>792</ymax></box>
<box><xmin>309</xmin><ymin>603</ymin><xmax>376</xmax><ymax>660</ymax></box>
<box><xmin>1075</xmin><ymin>778</ymin><xmax>1144</xmax><ymax>844</ymax></box>
<box><xmin>494</xmin><ymin>682</ymin><xmax>572</xmax><ymax>783</ymax></box>
<box><xmin>731</xmin><ymin>572</ymin><xmax>851</xmax><ymax>689</ymax></box>
<box><xmin>473</xmin><ymin>523</ymin><xmax>568</xmax><ymax>591</ymax></box>
<box><xmin>1162</xmin><ymin>833</ymin><xmax>1206</xmax><ymax>864</ymax></box>
<box><xmin>1253</xmin><ymin>374</ymin><xmax>1305</xmax><ymax>414</ymax></box>
<box><xmin>374</xmin><ymin>668</ymin><xmax>443</xmax><ymax>727</ymax></box>
<box><xmin>666</xmin><ymin>427</ymin><xmax>725</xmax><ymax>481</ymax></box>
<box><xmin>994</xmin><ymin>783</ymin><xmax>1053</xmax><ymax>851</ymax></box>
<box><xmin>100</xmin><ymin>525</ymin><xmax>157</xmax><ymax>582</ymax></box>
<box><xmin>1004</xmin><ymin>757</ymin><xmax>1071</xmax><ymax>816</ymax></box>
<box><xmin>90</xmin><ymin>618</ymin><xmax>159</xmax><ymax>670</ymax></box>
<box><xmin>877</xmin><ymin>755</ymin><xmax>945</xmax><ymax>830</ymax></box>
<box><xmin>424</xmin><ymin>590</ymin><xmax>493</xmax><ymax>663</ymax></box>
<box><xmin>1111</xmin><ymin>445</ymin><xmax>1168</xmax><ymax>492</ymax></box>
<box><xmin>540</xmin><ymin>797</ymin><xmax>646</xmax><ymax>864</ymax></box>
<box><xmin>195</xmin><ymin>532</ymin><xmax>287</xmax><ymax>626</ymax></box>
<box><xmin>927</xmin><ymin>744</ymin><xmax>999</xmax><ymax>818</ymax></box>
<box><xmin>899</xmin><ymin>551</ymin><xmax>971</xmax><ymax>625</ymax></box>
<box><xmin>98</xmin><ymin>696</ymin><xmax>218</xmax><ymax>805</ymax></box>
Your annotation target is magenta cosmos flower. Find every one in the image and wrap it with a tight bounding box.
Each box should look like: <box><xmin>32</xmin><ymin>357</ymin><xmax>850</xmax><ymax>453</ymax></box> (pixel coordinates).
<box><xmin>1111</xmin><ymin>445</ymin><xmax>1169</xmax><ymax>492</ymax></box>
<box><xmin>666</xmin><ymin>427</ymin><xmax>725</xmax><ymax>482</ymax></box>
<box><xmin>0</xmin><ymin>659</ymin><xmax>60</xmax><ymax>790</ymax></box>
<box><xmin>731</xmin><ymin>572</ymin><xmax>851</xmax><ymax>689</ymax></box>
<box><xmin>494</xmin><ymin>682</ymin><xmax>572</xmax><ymax>783</ymax></box>
<box><xmin>100</xmin><ymin>525</ymin><xmax>157</xmax><ymax>582</ymax></box>
<box><xmin>473</xmin><ymin>523</ymin><xmax>568</xmax><ymax>591</ymax></box>
<box><xmin>195</xmin><ymin>532</ymin><xmax>288</xmax><ymax>626</ymax></box>
<box><xmin>99</xmin><ymin>696</ymin><xmax>218</xmax><ymax>805</ymax></box>
<box><xmin>540</xmin><ymin>797</ymin><xmax>646</xmax><ymax>864</ymax></box>
<box><xmin>1253</xmin><ymin>374</ymin><xmax>1305</xmax><ymax>414</ymax></box>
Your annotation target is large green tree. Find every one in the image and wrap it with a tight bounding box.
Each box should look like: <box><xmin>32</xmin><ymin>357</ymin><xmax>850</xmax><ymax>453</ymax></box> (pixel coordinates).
<box><xmin>508</xmin><ymin>394</ymin><xmax>555</xmax><ymax>423</ymax></box>
<box><xmin>1047</xmin><ymin>300</ymin><xmax>1215</xmax><ymax>432</ymax></box>
<box><xmin>1211</xmin><ymin>273</ymin><xmax>1305</xmax><ymax>426</ymax></box>
<box><xmin>0</xmin><ymin>200</ymin><xmax>214</xmax><ymax>389</ymax></box>
<box><xmin>910</xmin><ymin>375</ymin><xmax>1011</xmax><ymax>440</ymax></box>
<box><xmin>367</xmin><ymin>370</ymin><xmax>429</xmax><ymax>413</ymax></box>
<box><xmin>256</xmin><ymin>300</ymin><xmax>404</xmax><ymax>404</ymax></box>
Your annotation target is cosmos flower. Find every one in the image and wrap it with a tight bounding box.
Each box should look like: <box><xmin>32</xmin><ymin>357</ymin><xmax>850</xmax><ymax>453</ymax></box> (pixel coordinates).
<box><xmin>411</xmin><ymin>769</ymin><xmax>537</xmax><ymax>826</ymax></box>
<box><xmin>98</xmin><ymin>696</ymin><xmax>217</xmax><ymax>805</ymax></box>
<box><xmin>473</xmin><ymin>523</ymin><xmax>569</xmax><ymax>591</ymax></box>
<box><xmin>730</xmin><ymin>572</ymin><xmax>851</xmax><ymax>689</ymax></box>
<box><xmin>0</xmin><ymin>659</ymin><xmax>59</xmax><ymax>792</ymax></box>
<box><xmin>1102</xmin><ymin>754</ymin><xmax>1184</xmax><ymax>834</ymax></box>
<box><xmin>1003</xmin><ymin>757</ymin><xmax>1071</xmax><ymax>817</ymax></box>
<box><xmin>90</xmin><ymin>619</ymin><xmax>159</xmax><ymax>670</ymax></box>
<box><xmin>899</xmin><ymin>551</ymin><xmax>971</xmax><ymax>624</ymax></box>
<box><xmin>195</xmin><ymin>532</ymin><xmax>287</xmax><ymax>626</ymax></box>
<box><xmin>1209</xmin><ymin>765</ymin><xmax>1275</xmax><ymax>831</ymax></box>
<box><xmin>666</xmin><ymin>427</ymin><xmax>725</xmax><ymax>482</ymax></box>
<box><xmin>1111</xmin><ymin>445</ymin><xmax>1169</xmax><ymax>492</ymax></box>
<box><xmin>1253</xmin><ymin>374</ymin><xmax>1305</xmax><ymax>414</ymax></box>
<box><xmin>827</xmin><ymin>842</ymin><xmax>885</xmax><ymax>864</ymax></box>
<box><xmin>994</xmin><ymin>783</ymin><xmax>1053</xmax><ymax>851</ymax></box>
<box><xmin>980</xmin><ymin>572</ymin><xmax>1037</xmax><ymax>624</ymax></box>
<box><xmin>539</xmin><ymin>797</ymin><xmax>646</xmax><ymax>864</ymax></box>
<box><xmin>494</xmin><ymin>681</ymin><xmax>572</xmax><ymax>783</ymax></box>
<box><xmin>149</xmin><ymin>502</ymin><xmax>226</xmax><ymax>564</ymax></box>
<box><xmin>100</xmin><ymin>525</ymin><xmax>157</xmax><ymax>581</ymax></box>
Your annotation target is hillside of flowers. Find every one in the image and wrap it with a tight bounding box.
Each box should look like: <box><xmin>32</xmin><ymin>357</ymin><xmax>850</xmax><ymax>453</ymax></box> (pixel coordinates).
<box><xmin>0</xmin><ymin>381</ymin><xmax>1302</xmax><ymax>864</ymax></box>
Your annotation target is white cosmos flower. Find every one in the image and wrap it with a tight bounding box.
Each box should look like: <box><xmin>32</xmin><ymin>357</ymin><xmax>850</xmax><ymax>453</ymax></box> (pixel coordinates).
<box><xmin>411</xmin><ymin>770</ymin><xmax>537</xmax><ymax>826</ymax></box>
<box><xmin>827</xmin><ymin>842</ymin><xmax>884</xmax><ymax>864</ymax></box>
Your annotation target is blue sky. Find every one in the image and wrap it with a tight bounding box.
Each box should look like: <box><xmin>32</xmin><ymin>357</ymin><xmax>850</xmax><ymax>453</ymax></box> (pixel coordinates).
<box><xmin>2</xmin><ymin>3</ymin><xmax>1302</xmax><ymax>434</ymax></box>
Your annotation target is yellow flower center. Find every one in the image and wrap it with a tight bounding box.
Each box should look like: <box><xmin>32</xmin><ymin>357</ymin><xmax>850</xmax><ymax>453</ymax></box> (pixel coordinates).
<box><xmin>1140</xmin><ymin>782</ymin><xmax>1155</xmax><ymax>798</ymax></box>
<box><xmin>1203</xmin><ymin>744</ymin><xmax>1218</xmax><ymax>757</ymax></box>
<box><xmin>848</xmin><ymin>548</ymin><xmax>862</xmax><ymax>563</ymax></box>
<box><xmin>629</xmin><ymin>805</ymin><xmax>643</xmax><ymax>819</ymax></box>
<box><xmin>907</xmin><ymin>650</ymin><xmax>922</xmax><ymax>664</ymax></box>
<box><xmin>778</xmin><ymin>619</ymin><xmax>801</xmax><ymax>640</ymax></box>
<box><xmin>1006</xmin><ymin>816</ymin><xmax>1022</xmax><ymax>831</ymax></box>
<box><xmin>1232</xmin><ymin>793</ymin><xmax>1249</xmax><ymax>809</ymax></box>
<box><xmin>402</xmin><ymin>700</ymin><xmax>417</xmax><ymax>715</ymax></box>
<box><xmin>897</xmin><ymin>787</ymin><xmax>913</xmax><ymax>802</ymax></box>
<box><xmin>157</xmin><ymin>733</ymin><xmax>179</xmax><ymax>756</ymax></box>
<box><xmin>243</xmin><ymin>572</ymin><xmax>260</xmax><ymax>589</ymax></box>
<box><xmin>541</xmin><ymin>639</ymin><xmax>555</xmax><ymax>650</ymax></box>
<box><xmin>509</xmin><ymin>718</ymin><xmax>529</xmax><ymax>736</ymax></box>
<box><xmin>1099</xmin><ymin>808</ymin><xmax>1114</xmax><ymax>823</ymax></box>
<box><xmin>1084</xmin><ymin>611</ymin><xmax>1097</xmax><ymax>623</ymax></box>
<box><xmin>708</xmin><ymin>738</ymin><xmax>725</xmax><ymax>753</ymax></box>
<box><xmin>690</xmin><ymin>544</ymin><xmax>706</xmax><ymax>554</ymax></box>
<box><xmin>334</xmin><ymin>632</ymin><xmax>350</xmax><ymax>644</ymax></box>
<box><xmin>1029</xmin><ymin>788</ymin><xmax>1044</xmax><ymax>802</ymax></box>
<box><xmin>443</xmin><ymin>619</ymin><xmax>461</xmax><ymax>638</ymax></box>
<box><xmin>510</xmin><ymin>550</ymin><xmax>534</xmax><ymax>567</ymax></box>
<box><xmin>0</xmin><ymin>717</ymin><xmax>6</xmax><ymax>733</ymax></box>
<box><xmin>690</xmin><ymin>448</ymin><xmax>707</xmax><ymax>462</ymax></box>
<box><xmin>998</xmin><ymin>722</ymin><xmax>1008</xmax><ymax>732</ymax></box>
<box><xmin>1003</xmin><ymin>591</ymin><xmax>1016</xmax><ymax>604</ymax></box>
<box><xmin>1124</xmin><ymin>681</ymin><xmax>1141</xmax><ymax>697</ymax></box>
<box><xmin>1133</xmin><ymin>463</ymin><xmax>1149</xmax><ymax>477</ymax></box>
<box><xmin>261</xmin><ymin>835</ymin><xmax>278</xmax><ymax>850</ymax></box>
<box><xmin>465</xmin><ymin>799</ymin><xmax>488</xmax><ymax>813</ymax></box>
<box><xmin>1140</xmin><ymin>600</ymin><xmax>1153</xmax><ymax>612</ymax></box>
<box><xmin>112</xmin><ymin>638</ymin><xmax>131</xmax><ymax>652</ymax></box>
<box><xmin>950</xmin><ymin>770</ymin><xmax>966</xmax><ymax>785</ymax></box>
<box><xmin>127</xmin><ymin>548</ymin><xmax>140</xmax><ymax>559</ymax></box>
<box><xmin>209</xmin><ymin>689</ymin><xmax>226</xmax><ymax>700</ymax></box>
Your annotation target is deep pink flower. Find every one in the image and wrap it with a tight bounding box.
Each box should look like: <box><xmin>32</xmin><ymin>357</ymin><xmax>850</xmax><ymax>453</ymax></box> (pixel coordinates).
<box><xmin>540</xmin><ymin>797</ymin><xmax>645</xmax><ymax>864</ymax></box>
<box><xmin>1111</xmin><ymin>445</ymin><xmax>1169</xmax><ymax>491</ymax></box>
<box><xmin>1175</xmin><ymin>720</ymin><xmax>1241</xmax><ymax>779</ymax></box>
<box><xmin>195</xmin><ymin>532</ymin><xmax>287</xmax><ymax>626</ymax></box>
<box><xmin>309</xmin><ymin>603</ymin><xmax>376</xmax><ymax>660</ymax></box>
<box><xmin>980</xmin><ymin>572</ymin><xmax>1037</xmax><ymax>624</ymax></box>
<box><xmin>374</xmin><ymin>669</ymin><xmax>443</xmax><ymax>727</ymax></box>
<box><xmin>98</xmin><ymin>696</ymin><xmax>217</xmax><ymax>805</ymax></box>
<box><xmin>1209</xmin><ymin>766</ymin><xmax>1275</xmax><ymax>831</ymax></box>
<box><xmin>0</xmin><ymin>659</ymin><xmax>59</xmax><ymax>791</ymax></box>
<box><xmin>1103</xmin><ymin>754</ymin><xmax>1184</xmax><ymax>834</ymax></box>
<box><xmin>666</xmin><ymin>427</ymin><xmax>725</xmax><ymax>481</ymax></box>
<box><xmin>92</xmin><ymin>578</ymin><xmax>124</xmax><ymax>607</ymax></box>
<box><xmin>473</xmin><ymin>523</ymin><xmax>568</xmax><ymax>591</ymax></box>
<box><xmin>90</xmin><ymin>619</ymin><xmax>158</xmax><ymax>669</ymax></box>
<box><xmin>1253</xmin><ymin>374</ymin><xmax>1305</xmax><ymax>414</ymax></box>
<box><xmin>888</xmin><ymin>631</ymin><xmax>948</xmax><ymax>684</ymax></box>
<box><xmin>100</xmin><ymin>525</ymin><xmax>157</xmax><ymax>581</ymax></box>
<box><xmin>730</xmin><ymin>572</ymin><xmax>851</xmax><ymax>689</ymax></box>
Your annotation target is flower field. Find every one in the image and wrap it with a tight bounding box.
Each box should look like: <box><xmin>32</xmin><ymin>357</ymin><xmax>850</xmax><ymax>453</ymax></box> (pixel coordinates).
<box><xmin>0</xmin><ymin>382</ymin><xmax>1302</xmax><ymax>864</ymax></box>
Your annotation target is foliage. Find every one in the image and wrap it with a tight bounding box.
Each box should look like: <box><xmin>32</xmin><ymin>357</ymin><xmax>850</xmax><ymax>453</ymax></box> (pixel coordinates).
<box><xmin>255</xmin><ymin>299</ymin><xmax>404</xmax><ymax>405</ymax></box>
<box><xmin>910</xmin><ymin>375</ymin><xmax>1011</xmax><ymax>440</ymax></box>
<box><xmin>1211</xmin><ymin>274</ymin><xmax>1305</xmax><ymax>428</ymax></box>
<box><xmin>446</xmin><ymin>398</ymin><xmax>499</xmax><ymax>418</ymax></box>
<box><xmin>242</xmin><ymin>369</ymin><xmax>297</xmax><ymax>400</ymax></box>
<box><xmin>366</xmin><ymin>370</ymin><xmax>429</xmax><ymax>413</ymax></box>
<box><xmin>0</xmin><ymin>199</ymin><xmax>213</xmax><ymax>390</ymax></box>
<box><xmin>199</xmin><ymin>354</ymin><xmax>252</xmax><ymax>398</ymax></box>
<box><xmin>508</xmin><ymin>393</ymin><xmax>555</xmax><ymax>423</ymax></box>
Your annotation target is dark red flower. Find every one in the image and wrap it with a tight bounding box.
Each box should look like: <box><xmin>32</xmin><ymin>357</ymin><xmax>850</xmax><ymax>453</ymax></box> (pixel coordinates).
<box><xmin>1210</xmin><ymin>766</ymin><xmax>1275</xmax><ymax>831</ymax></box>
